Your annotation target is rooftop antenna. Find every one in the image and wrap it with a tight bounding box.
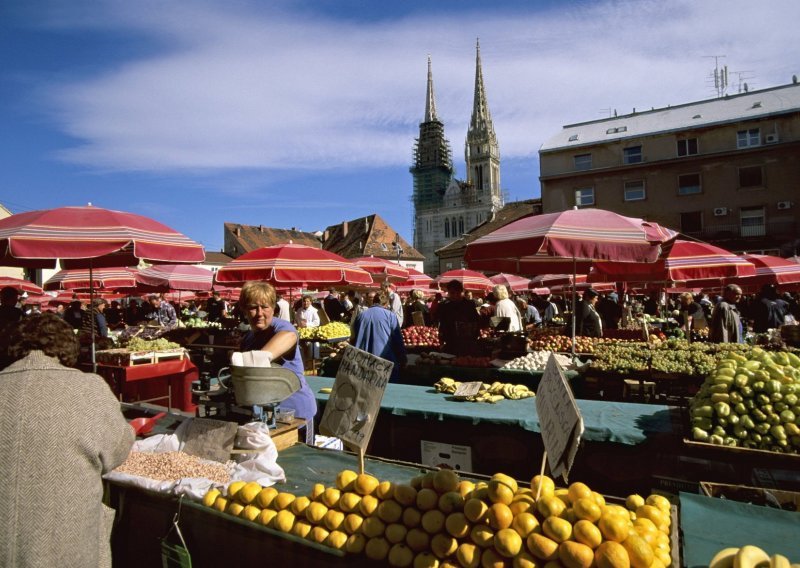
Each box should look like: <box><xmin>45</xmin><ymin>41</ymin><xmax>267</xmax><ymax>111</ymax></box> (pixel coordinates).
<box><xmin>704</xmin><ymin>55</ymin><xmax>728</xmax><ymax>97</ymax></box>
<box><xmin>731</xmin><ymin>70</ymin><xmax>755</xmax><ymax>93</ymax></box>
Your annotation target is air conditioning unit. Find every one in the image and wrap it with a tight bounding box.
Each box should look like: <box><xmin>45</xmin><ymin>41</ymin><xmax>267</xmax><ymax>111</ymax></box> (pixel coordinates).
<box><xmin>777</xmin><ymin>201</ymin><xmax>793</xmax><ymax>210</ymax></box>
<box><xmin>765</xmin><ymin>133</ymin><xmax>779</xmax><ymax>144</ymax></box>
<box><xmin>713</xmin><ymin>207</ymin><xmax>729</xmax><ymax>216</ymax></box>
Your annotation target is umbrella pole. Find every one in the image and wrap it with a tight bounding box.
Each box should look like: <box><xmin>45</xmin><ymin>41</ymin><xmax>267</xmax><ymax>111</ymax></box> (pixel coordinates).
<box><xmin>90</xmin><ymin>261</ymin><xmax>97</xmax><ymax>373</ymax></box>
<box><xmin>571</xmin><ymin>256</ymin><xmax>577</xmax><ymax>358</ymax></box>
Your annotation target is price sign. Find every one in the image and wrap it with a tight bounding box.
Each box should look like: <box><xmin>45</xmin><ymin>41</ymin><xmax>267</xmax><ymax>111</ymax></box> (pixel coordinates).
<box><xmin>319</xmin><ymin>345</ymin><xmax>393</xmax><ymax>452</ymax></box>
<box><xmin>454</xmin><ymin>381</ymin><xmax>483</xmax><ymax>399</ymax></box>
<box><xmin>535</xmin><ymin>354</ymin><xmax>584</xmax><ymax>481</ymax></box>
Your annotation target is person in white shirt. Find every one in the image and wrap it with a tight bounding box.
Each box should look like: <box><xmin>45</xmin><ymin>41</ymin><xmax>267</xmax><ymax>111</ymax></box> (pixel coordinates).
<box><xmin>381</xmin><ymin>281</ymin><xmax>403</xmax><ymax>327</ymax></box>
<box><xmin>295</xmin><ymin>295</ymin><xmax>320</xmax><ymax>328</ymax></box>
<box><xmin>491</xmin><ymin>285</ymin><xmax>524</xmax><ymax>332</ymax></box>
<box><xmin>275</xmin><ymin>291</ymin><xmax>291</xmax><ymax>322</ymax></box>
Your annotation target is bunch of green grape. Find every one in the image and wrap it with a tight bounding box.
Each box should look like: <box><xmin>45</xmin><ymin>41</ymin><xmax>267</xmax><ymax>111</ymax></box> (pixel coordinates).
<box><xmin>125</xmin><ymin>337</ymin><xmax>181</xmax><ymax>352</ymax></box>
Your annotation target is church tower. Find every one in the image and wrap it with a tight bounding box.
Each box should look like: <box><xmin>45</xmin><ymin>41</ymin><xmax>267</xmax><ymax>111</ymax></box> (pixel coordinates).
<box><xmin>411</xmin><ymin>45</ymin><xmax>503</xmax><ymax>276</ymax></box>
<box><xmin>465</xmin><ymin>39</ymin><xmax>502</xmax><ymax>208</ymax></box>
<box><xmin>410</xmin><ymin>56</ymin><xmax>455</xmax><ymax>275</ymax></box>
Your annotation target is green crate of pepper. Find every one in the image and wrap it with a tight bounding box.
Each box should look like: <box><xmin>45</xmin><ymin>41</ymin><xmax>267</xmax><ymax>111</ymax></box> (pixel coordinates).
<box><xmin>689</xmin><ymin>347</ymin><xmax>800</xmax><ymax>453</ymax></box>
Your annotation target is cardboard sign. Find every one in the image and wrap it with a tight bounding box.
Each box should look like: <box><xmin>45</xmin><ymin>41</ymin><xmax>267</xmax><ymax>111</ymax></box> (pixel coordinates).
<box><xmin>181</xmin><ymin>418</ymin><xmax>239</xmax><ymax>463</ymax></box>
<box><xmin>319</xmin><ymin>345</ymin><xmax>393</xmax><ymax>452</ymax></box>
<box><xmin>535</xmin><ymin>354</ymin><xmax>584</xmax><ymax>481</ymax></box>
<box><xmin>454</xmin><ymin>381</ymin><xmax>483</xmax><ymax>399</ymax></box>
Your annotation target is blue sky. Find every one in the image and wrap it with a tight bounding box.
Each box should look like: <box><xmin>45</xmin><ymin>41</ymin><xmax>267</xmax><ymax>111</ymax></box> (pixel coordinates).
<box><xmin>1</xmin><ymin>0</ymin><xmax>798</xmax><ymax>254</ymax></box>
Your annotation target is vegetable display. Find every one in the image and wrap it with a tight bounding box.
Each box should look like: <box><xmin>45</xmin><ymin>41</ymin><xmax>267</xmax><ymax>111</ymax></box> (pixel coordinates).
<box><xmin>690</xmin><ymin>347</ymin><xmax>800</xmax><ymax>452</ymax></box>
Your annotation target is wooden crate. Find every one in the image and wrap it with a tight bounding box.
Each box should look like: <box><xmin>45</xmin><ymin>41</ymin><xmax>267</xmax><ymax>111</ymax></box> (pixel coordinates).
<box><xmin>700</xmin><ymin>481</ymin><xmax>800</xmax><ymax>512</ymax></box>
<box><xmin>96</xmin><ymin>348</ymin><xmax>185</xmax><ymax>366</ymax></box>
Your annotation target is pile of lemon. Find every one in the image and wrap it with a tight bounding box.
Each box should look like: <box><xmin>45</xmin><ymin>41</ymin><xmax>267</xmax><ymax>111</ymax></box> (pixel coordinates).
<box><xmin>298</xmin><ymin>321</ymin><xmax>352</xmax><ymax>341</ymax></box>
<box><xmin>201</xmin><ymin>470</ymin><xmax>673</xmax><ymax>567</ymax></box>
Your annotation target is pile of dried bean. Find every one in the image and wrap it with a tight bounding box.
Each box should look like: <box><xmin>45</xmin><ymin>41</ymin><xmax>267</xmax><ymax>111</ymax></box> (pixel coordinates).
<box><xmin>114</xmin><ymin>451</ymin><xmax>233</xmax><ymax>484</ymax></box>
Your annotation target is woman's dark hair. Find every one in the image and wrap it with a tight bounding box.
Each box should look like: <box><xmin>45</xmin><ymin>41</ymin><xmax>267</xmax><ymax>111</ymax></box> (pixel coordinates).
<box><xmin>8</xmin><ymin>313</ymin><xmax>80</xmax><ymax>367</ymax></box>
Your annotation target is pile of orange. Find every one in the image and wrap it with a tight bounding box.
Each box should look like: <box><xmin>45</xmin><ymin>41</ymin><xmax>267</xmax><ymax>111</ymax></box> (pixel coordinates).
<box><xmin>201</xmin><ymin>470</ymin><xmax>673</xmax><ymax>567</ymax></box>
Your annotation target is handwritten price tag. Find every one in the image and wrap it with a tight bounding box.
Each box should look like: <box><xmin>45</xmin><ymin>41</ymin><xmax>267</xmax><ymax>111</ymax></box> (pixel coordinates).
<box><xmin>454</xmin><ymin>381</ymin><xmax>483</xmax><ymax>398</ymax></box>
<box><xmin>535</xmin><ymin>354</ymin><xmax>584</xmax><ymax>481</ymax></box>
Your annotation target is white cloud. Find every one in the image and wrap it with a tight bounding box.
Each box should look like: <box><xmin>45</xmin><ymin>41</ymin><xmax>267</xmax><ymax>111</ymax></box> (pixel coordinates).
<box><xmin>39</xmin><ymin>0</ymin><xmax>800</xmax><ymax>176</ymax></box>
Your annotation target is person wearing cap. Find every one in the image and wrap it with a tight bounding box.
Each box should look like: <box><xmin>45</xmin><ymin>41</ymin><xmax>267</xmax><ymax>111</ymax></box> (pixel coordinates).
<box><xmin>576</xmin><ymin>288</ymin><xmax>603</xmax><ymax>338</ymax></box>
<box><xmin>437</xmin><ymin>279</ymin><xmax>480</xmax><ymax>355</ymax></box>
<box><xmin>0</xmin><ymin>286</ymin><xmax>23</xmax><ymax>326</ymax></box>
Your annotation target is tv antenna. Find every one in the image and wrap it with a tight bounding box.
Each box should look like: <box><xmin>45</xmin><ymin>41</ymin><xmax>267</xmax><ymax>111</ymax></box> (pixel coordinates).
<box><xmin>704</xmin><ymin>55</ymin><xmax>728</xmax><ymax>97</ymax></box>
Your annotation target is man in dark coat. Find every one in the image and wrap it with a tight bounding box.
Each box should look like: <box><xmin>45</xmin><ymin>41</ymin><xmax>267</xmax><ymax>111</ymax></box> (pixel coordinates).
<box><xmin>576</xmin><ymin>288</ymin><xmax>603</xmax><ymax>338</ymax></box>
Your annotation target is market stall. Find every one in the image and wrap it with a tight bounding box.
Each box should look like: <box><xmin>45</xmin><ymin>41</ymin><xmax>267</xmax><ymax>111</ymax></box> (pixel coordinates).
<box><xmin>307</xmin><ymin>375</ymin><xmax>677</xmax><ymax>495</ymax></box>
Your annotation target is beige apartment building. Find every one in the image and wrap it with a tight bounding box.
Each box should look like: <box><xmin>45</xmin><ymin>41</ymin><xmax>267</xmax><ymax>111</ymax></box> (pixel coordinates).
<box><xmin>539</xmin><ymin>81</ymin><xmax>800</xmax><ymax>256</ymax></box>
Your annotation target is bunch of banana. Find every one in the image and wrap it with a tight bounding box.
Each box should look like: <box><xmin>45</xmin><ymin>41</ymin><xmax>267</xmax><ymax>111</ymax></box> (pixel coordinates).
<box><xmin>433</xmin><ymin>377</ymin><xmax>459</xmax><ymax>394</ymax></box>
<box><xmin>433</xmin><ymin>378</ymin><xmax>535</xmax><ymax>402</ymax></box>
<box><xmin>487</xmin><ymin>381</ymin><xmax>536</xmax><ymax>400</ymax></box>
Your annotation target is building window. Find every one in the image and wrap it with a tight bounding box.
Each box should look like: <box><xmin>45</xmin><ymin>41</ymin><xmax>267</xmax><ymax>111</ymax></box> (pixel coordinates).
<box><xmin>624</xmin><ymin>180</ymin><xmax>646</xmax><ymax>201</ymax></box>
<box><xmin>575</xmin><ymin>188</ymin><xmax>595</xmax><ymax>208</ymax></box>
<box><xmin>737</xmin><ymin>128</ymin><xmax>760</xmax><ymax>148</ymax></box>
<box><xmin>458</xmin><ymin>217</ymin><xmax>464</xmax><ymax>235</ymax></box>
<box><xmin>740</xmin><ymin>206</ymin><xmax>766</xmax><ymax>237</ymax></box>
<box><xmin>444</xmin><ymin>218</ymin><xmax>450</xmax><ymax>238</ymax></box>
<box><xmin>623</xmin><ymin>145</ymin><xmax>642</xmax><ymax>164</ymax></box>
<box><xmin>680</xmin><ymin>211</ymin><xmax>703</xmax><ymax>234</ymax></box>
<box><xmin>678</xmin><ymin>173</ymin><xmax>702</xmax><ymax>195</ymax></box>
<box><xmin>574</xmin><ymin>153</ymin><xmax>592</xmax><ymax>171</ymax></box>
<box><xmin>738</xmin><ymin>165</ymin><xmax>763</xmax><ymax>188</ymax></box>
<box><xmin>677</xmin><ymin>138</ymin><xmax>698</xmax><ymax>156</ymax></box>
<box><xmin>568</xmin><ymin>134</ymin><xmax>579</xmax><ymax>142</ymax></box>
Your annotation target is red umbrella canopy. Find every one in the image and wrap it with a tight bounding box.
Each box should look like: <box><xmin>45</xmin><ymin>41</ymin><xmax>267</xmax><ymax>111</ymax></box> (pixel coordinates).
<box><xmin>0</xmin><ymin>205</ymin><xmax>205</xmax><ymax>269</ymax></box>
<box><xmin>0</xmin><ymin>276</ymin><xmax>44</xmax><ymax>295</ymax></box>
<box><xmin>589</xmin><ymin>239</ymin><xmax>756</xmax><ymax>283</ymax></box>
<box><xmin>489</xmin><ymin>273</ymin><xmax>531</xmax><ymax>292</ymax></box>
<box><xmin>528</xmin><ymin>274</ymin><xmax>587</xmax><ymax>288</ymax></box>
<box><xmin>214</xmin><ymin>243</ymin><xmax>374</xmax><ymax>287</ymax></box>
<box><xmin>464</xmin><ymin>208</ymin><xmax>678</xmax><ymax>274</ymax></box>
<box><xmin>432</xmin><ymin>269</ymin><xmax>493</xmax><ymax>292</ymax></box>
<box><xmin>351</xmin><ymin>256</ymin><xmax>410</xmax><ymax>283</ymax></box>
<box><xmin>136</xmin><ymin>264</ymin><xmax>213</xmax><ymax>292</ymax></box>
<box><xmin>737</xmin><ymin>254</ymin><xmax>800</xmax><ymax>287</ymax></box>
<box><xmin>43</xmin><ymin>267</ymin><xmax>137</xmax><ymax>291</ymax></box>
<box><xmin>395</xmin><ymin>268</ymin><xmax>434</xmax><ymax>294</ymax></box>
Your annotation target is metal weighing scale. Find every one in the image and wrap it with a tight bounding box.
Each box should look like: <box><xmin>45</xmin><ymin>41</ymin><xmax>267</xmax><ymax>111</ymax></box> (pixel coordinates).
<box><xmin>191</xmin><ymin>365</ymin><xmax>300</xmax><ymax>427</ymax></box>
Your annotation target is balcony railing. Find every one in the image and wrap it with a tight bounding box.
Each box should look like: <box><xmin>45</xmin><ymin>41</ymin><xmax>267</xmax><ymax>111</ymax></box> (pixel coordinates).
<box><xmin>682</xmin><ymin>220</ymin><xmax>798</xmax><ymax>240</ymax></box>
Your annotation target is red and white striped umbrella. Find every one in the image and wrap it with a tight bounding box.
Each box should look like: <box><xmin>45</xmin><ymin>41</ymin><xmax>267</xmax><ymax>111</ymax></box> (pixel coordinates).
<box><xmin>528</xmin><ymin>274</ymin><xmax>587</xmax><ymax>289</ymax></box>
<box><xmin>351</xmin><ymin>256</ymin><xmax>409</xmax><ymax>283</ymax></box>
<box><xmin>489</xmin><ymin>273</ymin><xmax>531</xmax><ymax>293</ymax></box>
<box><xmin>432</xmin><ymin>269</ymin><xmax>493</xmax><ymax>292</ymax></box>
<box><xmin>464</xmin><ymin>208</ymin><xmax>678</xmax><ymax>274</ymax></box>
<box><xmin>0</xmin><ymin>205</ymin><xmax>205</xmax><ymax>269</ymax></box>
<box><xmin>215</xmin><ymin>243</ymin><xmax>373</xmax><ymax>287</ymax></box>
<box><xmin>394</xmin><ymin>268</ymin><xmax>434</xmax><ymax>293</ymax></box>
<box><xmin>44</xmin><ymin>267</ymin><xmax>137</xmax><ymax>291</ymax></box>
<box><xmin>0</xmin><ymin>276</ymin><xmax>44</xmax><ymax>295</ymax></box>
<box><xmin>136</xmin><ymin>264</ymin><xmax>213</xmax><ymax>292</ymax></box>
<box><xmin>589</xmin><ymin>240</ymin><xmax>755</xmax><ymax>284</ymax></box>
<box><xmin>736</xmin><ymin>254</ymin><xmax>800</xmax><ymax>287</ymax></box>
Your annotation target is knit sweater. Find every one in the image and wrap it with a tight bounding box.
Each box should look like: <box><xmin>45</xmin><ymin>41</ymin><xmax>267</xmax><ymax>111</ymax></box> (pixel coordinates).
<box><xmin>0</xmin><ymin>351</ymin><xmax>134</xmax><ymax>567</ymax></box>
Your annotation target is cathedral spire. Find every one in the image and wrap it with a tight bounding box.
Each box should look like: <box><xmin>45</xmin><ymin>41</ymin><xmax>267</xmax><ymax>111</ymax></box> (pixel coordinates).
<box><xmin>469</xmin><ymin>38</ymin><xmax>494</xmax><ymax>136</ymax></box>
<box><xmin>424</xmin><ymin>55</ymin><xmax>438</xmax><ymax>122</ymax></box>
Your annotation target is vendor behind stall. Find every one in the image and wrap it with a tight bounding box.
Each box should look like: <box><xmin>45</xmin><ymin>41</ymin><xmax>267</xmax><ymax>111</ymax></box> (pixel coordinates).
<box><xmin>438</xmin><ymin>279</ymin><xmax>480</xmax><ymax>355</ymax></box>
<box><xmin>0</xmin><ymin>313</ymin><xmax>133</xmax><ymax>567</ymax></box>
<box><xmin>147</xmin><ymin>294</ymin><xmax>177</xmax><ymax>330</ymax></box>
<box><xmin>239</xmin><ymin>281</ymin><xmax>317</xmax><ymax>443</ymax></box>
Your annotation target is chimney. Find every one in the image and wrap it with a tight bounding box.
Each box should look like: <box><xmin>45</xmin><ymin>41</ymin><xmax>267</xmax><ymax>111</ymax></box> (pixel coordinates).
<box><xmin>342</xmin><ymin>221</ymin><xmax>348</xmax><ymax>237</ymax></box>
<box><xmin>259</xmin><ymin>225</ymin><xmax>264</xmax><ymax>232</ymax></box>
<box><xmin>323</xmin><ymin>230</ymin><xmax>329</xmax><ymax>243</ymax></box>
<box><xmin>364</xmin><ymin>217</ymin><xmax>370</xmax><ymax>233</ymax></box>
<box><xmin>235</xmin><ymin>226</ymin><xmax>241</xmax><ymax>237</ymax></box>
